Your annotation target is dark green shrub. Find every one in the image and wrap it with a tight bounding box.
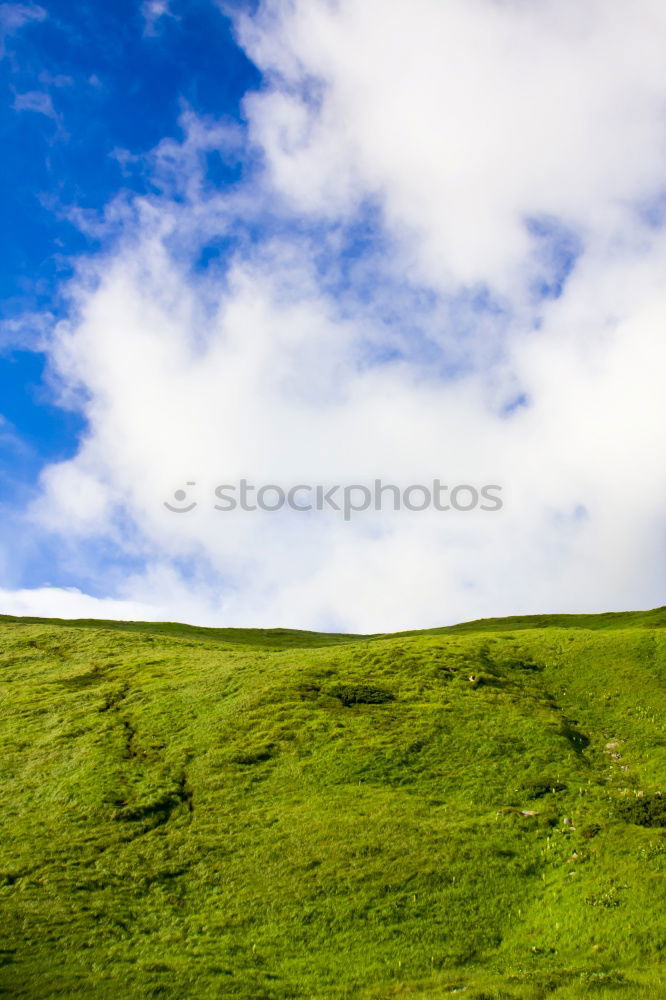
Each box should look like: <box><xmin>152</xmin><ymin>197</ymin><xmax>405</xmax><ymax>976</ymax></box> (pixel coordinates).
<box><xmin>113</xmin><ymin>789</ymin><xmax>188</xmax><ymax>826</ymax></box>
<box><xmin>230</xmin><ymin>746</ymin><xmax>275</xmax><ymax>765</ymax></box>
<box><xmin>327</xmin><ymin>683</ymin><xmax>395</xmax><ymax>706</ymax></box>
<box><xmin>510</xmin><ymin>659</ymin><xmax>542</xmax><ymax>672</ymax></box>
<box><xmin>523</xmin><ymin>779</ymin><xmax>567</xmax><ymax>800</ymax></box>
<box><xmin>618</xmin><ymin>794</ymin><xmax>666</xmax><ymax>827</ymax></box>
<box><xmin>560</xmin><ymin>721</ymin><xmax>590</xmax><ymax>753</ymax></box>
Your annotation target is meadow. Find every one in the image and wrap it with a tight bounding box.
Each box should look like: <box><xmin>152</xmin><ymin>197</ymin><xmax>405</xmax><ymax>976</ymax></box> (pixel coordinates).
<box><xmin>1</xmin><ymin>608</ymin><xmax>665</xmax><ymax>998</ymax></box>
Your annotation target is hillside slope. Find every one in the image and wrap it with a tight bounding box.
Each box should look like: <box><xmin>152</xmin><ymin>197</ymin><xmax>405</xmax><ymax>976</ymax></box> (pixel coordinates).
<box><xmin>1</xmin><ymin>610</ymin><xmax>665</xmax><ymax>999</ymax></box>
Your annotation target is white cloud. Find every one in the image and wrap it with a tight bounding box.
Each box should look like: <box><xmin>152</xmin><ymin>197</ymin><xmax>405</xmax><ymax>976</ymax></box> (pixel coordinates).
<box><xmin>0</xmin><ymin>586</ymin><xmax>168</xmax><ymax>623</ymax></box>
<box><xmin>239</xmin><ymin>0</ymin><xmax>666</xmax><ymax>295</ymax></box>
<box><xmin>0</xmin><ymin>2</ymin><xmax>45</xmax><ymax>58</ymax></box>
<box><xmin>13</xmin><ymin>89</ymin><xmax>56</xmax><ymax>118</ymax></box>
<box><xmin>4</xmin><ymin>0</ymin><xmax>666</xmax><ymax>631</ymax></box>
<box><xmin>38</xmin><ymin>71</ymin><xmax>73</xmax><ymax>88</ymax></box>
<box><xmin>141</xmin><ymin>0</ymin><xmax>177</xmax><ymax>37</ymax></box>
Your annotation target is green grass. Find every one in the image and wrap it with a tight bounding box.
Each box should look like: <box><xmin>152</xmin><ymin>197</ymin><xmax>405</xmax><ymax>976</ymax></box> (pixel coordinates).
<box><xmin>1</xmin><ymin>608</ymin><xmax>665</xmax><ymax>998</ymax></box>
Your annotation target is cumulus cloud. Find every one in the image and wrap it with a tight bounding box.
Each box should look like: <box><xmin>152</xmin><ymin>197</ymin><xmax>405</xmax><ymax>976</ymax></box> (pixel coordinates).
<box><xmin>3</xmin><ymin>0</ymin><xmax>666</xmax><ymax>630</ymax></box>
<box><xmin>240</xmin><ymin>0</ymin><xmax>666</xmax><ymax>293</ymax></box>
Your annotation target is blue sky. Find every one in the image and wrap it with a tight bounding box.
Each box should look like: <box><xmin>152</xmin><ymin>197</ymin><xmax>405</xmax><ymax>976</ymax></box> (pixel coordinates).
<box><xmin>1</xmin><ymin>0</ymin><xmax>259</xmax><ymax>482</ymax></box>
<box><xmin>1</xmin><ymin>0</ymin><xmax>664</xmax><ymax>630</ymax></box>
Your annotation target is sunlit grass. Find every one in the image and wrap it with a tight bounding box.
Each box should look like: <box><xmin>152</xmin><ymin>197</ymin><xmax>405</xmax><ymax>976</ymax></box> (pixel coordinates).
<box><xmin>1</xmin><ymin>609</ymin><xmax>665</xmax><ymax>998</ymax></box>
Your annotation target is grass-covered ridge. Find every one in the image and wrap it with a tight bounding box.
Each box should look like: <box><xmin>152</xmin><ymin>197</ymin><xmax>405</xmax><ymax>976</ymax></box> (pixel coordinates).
<box><xmin>1</xmin><ymin>608</ymin><xmax>665</xmax><ymax>998</ymax></box>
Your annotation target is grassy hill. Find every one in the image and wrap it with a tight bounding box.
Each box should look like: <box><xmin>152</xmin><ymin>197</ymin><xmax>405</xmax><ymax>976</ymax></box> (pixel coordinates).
<box><xmin>1</xmin><ymin>608</ymin><xmax>665</xmax><ymax>999</ymax></box>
